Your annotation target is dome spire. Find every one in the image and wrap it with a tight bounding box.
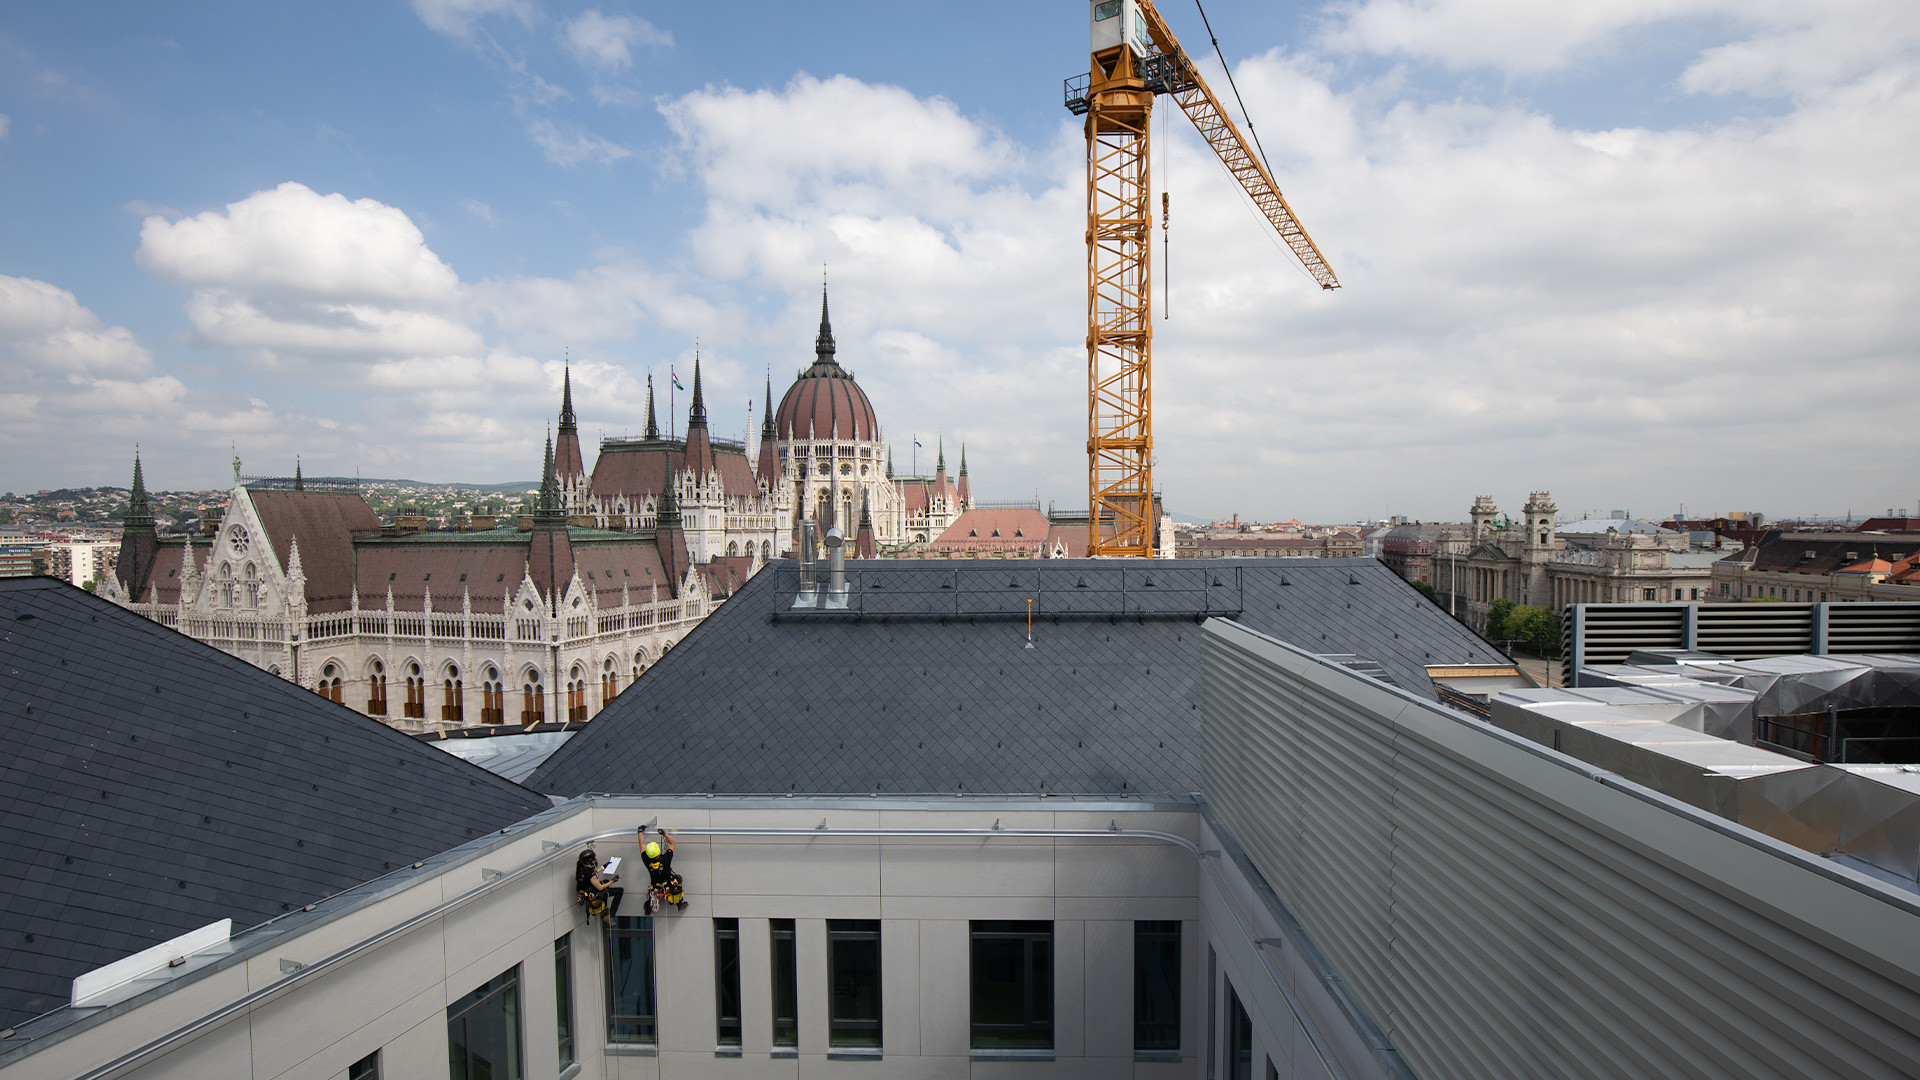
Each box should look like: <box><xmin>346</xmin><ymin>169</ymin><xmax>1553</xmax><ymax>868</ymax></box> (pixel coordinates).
<box><xmin>814</xmin><ymin>281</ymin><xmax>836</xmax><ymax>365</ymax></box>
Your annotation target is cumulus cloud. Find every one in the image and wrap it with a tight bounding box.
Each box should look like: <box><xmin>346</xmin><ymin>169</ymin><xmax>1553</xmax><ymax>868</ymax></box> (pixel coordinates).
<box><xmin>0</xmin><ymin>275</ymin><xmax>154</xmax><ymax>378</ymax></box>
<box><xmin>527</xmin><ymin>118</ymin><xmax>635</xmax><ymax>166</ymax></box>
<box><xmin>563</xmin><ymin>9</ymin><xmax>672</xmax><ymax>70</ymax></box>
<box><xmin>1318</xmin><ymin>0</ymin><xmax>1722</xmax><ymax>74</ymax></box>
<box><xmin>137</xmin><ymin>182</ymin><xmax>477</xmax><ymax>361</ymax></box>
<box><xmin>651</xmin><ymin>38</ymin><xmax>1920</xmax><ymax>519</ymax></box>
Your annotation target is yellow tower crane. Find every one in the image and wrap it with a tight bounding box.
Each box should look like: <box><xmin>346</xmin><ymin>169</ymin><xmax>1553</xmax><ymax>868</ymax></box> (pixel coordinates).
<box><xmin>1066</xmin><ymin>0</ymin><xmax>1339</xmax><ymax>557</ymax></box>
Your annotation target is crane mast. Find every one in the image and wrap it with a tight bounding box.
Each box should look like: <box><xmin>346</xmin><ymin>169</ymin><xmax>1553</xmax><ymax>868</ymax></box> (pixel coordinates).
<box><xmin>1067</xmin><ymin>0</ymin><xmax>1339</xmax><ymax>558</ymax></box>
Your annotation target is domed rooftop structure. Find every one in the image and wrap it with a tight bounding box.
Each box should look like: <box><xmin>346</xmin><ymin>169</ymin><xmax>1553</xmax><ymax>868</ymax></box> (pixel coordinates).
<box><xmin>775</xmin><ymin>286</ymin><xmax>880</xmax><ymax>443</ymax></box>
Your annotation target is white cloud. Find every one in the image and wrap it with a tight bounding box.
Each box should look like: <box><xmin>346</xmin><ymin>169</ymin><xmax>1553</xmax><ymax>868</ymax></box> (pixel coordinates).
<box><xmin>0</xmin><ymin>114</ymin><xmax>9</xmax><ymax>140</ymax></box>
<box><xmin>463</xmin><ymin>198</ymin><xmax>498</xmax><ymax>226</ymax></box>
<box><xmin>563</xmin><ymin>9</ymin><xmax>672</xmax><ymax>70</ymax></box>
<box><xmin>139</xmin><ymin>182</ymin><xmax>460</xmax><ymax>307</ymax></box>
<box><xmin>526</xmin><ymin>118</ymin><xmax>634</xmax><ymax>166</ymax></box>
<box><xmin>1319</xmin><ymin>0</ymin><xmax>1722</xmax><ymax>74</ymax></box>
<box><xmin>650</xmin><ymin>44</ymin><xmax>1920</xmax><ymax>520</ymax></box>
<box><xmin>412</xmin><ymin>0</ymin><xmax>534</xmax><ymax>39</ymax></box>
<box><xmin>0</xmin><ymin>275</ymin><xmax>154</xmax><ymax>377</ymax></box>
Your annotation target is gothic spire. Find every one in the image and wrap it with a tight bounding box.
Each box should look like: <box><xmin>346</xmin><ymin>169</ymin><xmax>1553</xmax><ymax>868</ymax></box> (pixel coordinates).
<box><xmin>859</xmin><ymin>490</ymin><xmax>872</xmax><ymax>530</ymax></box>
<box><xmin>294</xmin><ymin>455</ymin><xmax>304</xmax><ymax>491</ymax></box>
<box><xmin>936</xmin><ymin>439</ymin><xmax>946</xmax><ymax>474</ymax></box>
<box><xmin>687</xmin><ymin>351</ymin><xmax>707</xmax><ymax>429</ymax></box>
<box><xmin>644</xmin><ymin>374</ymin><xmax>660</xmax><ymax>439</ymax></box>
<box><xmin>535</xmin><ymin>429</ymin><xmax>564</xmax><ymax>526</ymax></box>
<box><xmin>761</xmin><ymin>373</ymin><xmax>776</xmax><ymax>437</ymax></box>
<box><xmin>125</xmin><ymin>451</ymin><xmax>154</xmax><ymax>531</ymax></box>
<box><xmin>814</xmin><ymin>284</ymin><xmax>836</xmax><ymax>365</ymax></box>
<box><xmin>958</xmin><ymin>444</ymin><xmax>967</xmax><ymax>477</ymax></box>
<box><xmin>655</xmin><ymin>454</ymin><xmax>681</xmax><ymax>530</ymax></box>
<box><xmin>559</xmin><ymin>365</ymin><xmax>577</xmax><ymax>430</ymax></box>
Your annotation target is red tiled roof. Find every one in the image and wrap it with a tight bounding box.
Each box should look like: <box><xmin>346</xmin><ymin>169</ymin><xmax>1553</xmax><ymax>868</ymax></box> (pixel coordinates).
<box><xmin>933</xmin><ymin>509</ymin><xmax>1050</xmax><ymax>548</ymax></box>
<box><xmin>351</xmin><ymin>532</ymin><xmax>672</xmax><ymax>612</ymax></box>
<box><xmin>249</xmin><ymin>490</ymin><xmax>383</xmax><ymax>614</ymax></box>
<box><xmin>587</xmin><ymin>444</ymin><xmax>759</xmax><ymax>505</ymax></box>
<box><xmin>898</xmin><ymin>477</ymin><xmax>958</xmax><ymax>516</ymax></box>
<box><xmin>775</xmin><ymin>364</ymin><xmax>879</xmax><ymax>442</ymax></box>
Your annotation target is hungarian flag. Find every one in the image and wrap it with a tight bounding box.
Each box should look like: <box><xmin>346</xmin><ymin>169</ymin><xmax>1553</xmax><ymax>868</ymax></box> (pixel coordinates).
<box><xmin>671</xmin><ymin>369</ymin><xmax>684</xmax><ymax>391</ymax></box>
<box><xmin>913</xmin><ymin>438</ymin><xmax>922</xmax><ymax>447</ymax></box>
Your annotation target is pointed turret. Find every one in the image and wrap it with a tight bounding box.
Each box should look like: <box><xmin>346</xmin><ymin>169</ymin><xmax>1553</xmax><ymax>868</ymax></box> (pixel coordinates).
<box><xmin>654</xmin><ymin>455</ymin><xmax>688</xmax><ymax>596</ymax></box>
<box><xmin>644</xmin><ymin>374</ymin><xmax>660</xmax><ymax>440</ymax></box>
<box><xmin>855</xmin><ymin>490</ymin><xmax>876</xmax><ymax>559</ymax></box>
<box><xmin>528</xmin><ymin>430</ymin><xmax>574</xmax><ymax>615</ymax></box>
<box><xmin>885</xmin><ymin>447</ymin><xmax>893</xmax><ymax>479</ymax></box>
<box><xmin>756</xmin><ymin>373</ymin><xmax>779</xmax><ymax>484</ymax></box>
<box><xmin>294</xmin><ymin>456</ymin><xmax>304</xmax><ymax>492</ymax></box>
<box><xmin>814</xmin><ymin>284</ymin><xmax>837</xmax><ymax>366</ymax></box>
<box><xmin>684</xmin><ymin>352</ymin><xmax>712</xmax><ymax>479</ymax></box>
<box><xmin>956</xmin><ymin>444</ymin><xmax>970</xmax><ymax>508</ymax></box>
<box><xmin>554</xmin><ymin>367</ymin><xmax>587</xmax><ymax>513</ymax></box>
<box><xmin>115</xmin><ymin>451</ymin><xmax>158</xmax><ymax>599</ymax></box>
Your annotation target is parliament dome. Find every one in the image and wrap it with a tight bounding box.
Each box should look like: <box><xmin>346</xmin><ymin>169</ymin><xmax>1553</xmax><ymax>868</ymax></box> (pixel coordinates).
<box><xmin>775</xmin><ymin>288</ymin><xmax>881</xmax><ymax>443</ymax></box>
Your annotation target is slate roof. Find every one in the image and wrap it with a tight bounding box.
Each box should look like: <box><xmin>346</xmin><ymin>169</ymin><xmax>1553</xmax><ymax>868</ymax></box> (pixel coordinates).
<box><xmin>0</xmin><ymin>577</ymin><xmax>552</xmax><ymax>1029</ymax></box>
<box><xmin>528</xmin><ymin>557</ymin><xmax>1498</xmax><ymax>799</ymax></box>
<box><xmin>248</xmin><ymin>489</ymin><xmax>383</xmax><ymax>613</ymax></box>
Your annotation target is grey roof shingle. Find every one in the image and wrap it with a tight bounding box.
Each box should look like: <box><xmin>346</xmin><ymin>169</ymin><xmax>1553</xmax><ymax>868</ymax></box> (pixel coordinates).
<box><xmin>0</xmin><ymin>577</ymin><xmax>552</xmax><ymax>1029</ymax></box>
<box><xmin>529</xmin><ymin>558</ymin><xmax>1497</xmax><ymax>798</ymax></box>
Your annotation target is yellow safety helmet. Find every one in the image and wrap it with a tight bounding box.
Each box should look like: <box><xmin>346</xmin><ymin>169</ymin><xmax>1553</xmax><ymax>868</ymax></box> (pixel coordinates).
<box><xmin>645</xmin><ymin>841</ymin><xmax>662</xmax><ymax>860</ymax></box>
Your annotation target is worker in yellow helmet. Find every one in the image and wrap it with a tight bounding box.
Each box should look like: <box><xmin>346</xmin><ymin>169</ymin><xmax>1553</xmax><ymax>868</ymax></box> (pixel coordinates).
<box><xmin>639</xmin><ymin>826</ymin><xmax>687</xmax><ymax>914</ymax></box>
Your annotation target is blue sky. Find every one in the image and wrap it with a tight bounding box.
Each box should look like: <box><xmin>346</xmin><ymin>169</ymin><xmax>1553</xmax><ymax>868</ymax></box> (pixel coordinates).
<box><xmin>2</xmin><ymin>1</ymin><xmax>1916</xmax><ymax>522</ymax></box>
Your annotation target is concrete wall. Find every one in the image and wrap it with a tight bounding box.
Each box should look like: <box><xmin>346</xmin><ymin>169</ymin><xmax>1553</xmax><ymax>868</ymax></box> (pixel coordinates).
<box><xmin>16</xmin><ymin>799</ymin><xmax>1350</xmax><ymax>1080</ymax></box>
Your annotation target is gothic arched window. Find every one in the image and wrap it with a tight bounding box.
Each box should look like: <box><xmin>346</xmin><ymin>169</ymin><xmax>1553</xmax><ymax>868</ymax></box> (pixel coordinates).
<box><xmin>366</xmin><ymin>658</ymin><xmax>388</xmax><ymax>716</ymax></box>
<box><xmin>567</xmin><ymin>665</ymin><xmax>588</xmax><ymax>723</ymax></box>
<box><xmin>481</xmin><ymin>665</ymin><xmax>504</xmax><ymax>724</ymax></box>
<box><xmin>244</xmin><ymin>563</ymin><xmax>259</xmax><ymax>608</ymax></box>
<box><xmin>442</xmin><ymin>663</ymin><xmax>463</xmax><ymax>724</ymax></box>
<box><xmin>521</xmin><ymin>669</ymin><xmax>545</xmax><ymax>724</ymax></box>
<box><xmin>404</xmin><ymin>661</ymin><xmax>426</xmax><ymax>719</ymax></box>
<box><xmin>602</xmin><ymin>656</ymin><xmax>619</xmax><ymax>706</ymax></box>
<box><xmin>319</xmin><ymin>662</ymin><xmax>343</xmax><ymax>704</ymax></box>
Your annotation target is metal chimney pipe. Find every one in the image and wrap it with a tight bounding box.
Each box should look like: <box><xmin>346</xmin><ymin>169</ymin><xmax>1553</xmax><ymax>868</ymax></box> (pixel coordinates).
<box><xmin>827</xmin><ymin>527</ymin><xmax>846</xmax><ymax>595</ymax></box>
<box><xmin>800</xmin><ymin>519</ymin><xmax>818</xmax><ymax>597</ymax></box>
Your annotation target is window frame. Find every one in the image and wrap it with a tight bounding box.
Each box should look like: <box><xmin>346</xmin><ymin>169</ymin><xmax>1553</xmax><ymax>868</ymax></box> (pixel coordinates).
<box><xmin>447</xmin><ymin>966</ymin><xmax>523</xmax><ymax>1080</ymax></box>
<box><xmin>826</xmin><ymin>919</ymin><xmax>883</xmax><ymax>1051</ymax></box>
<box><xmin>554</xmin><ymin>934</ymin><xmax>575</xmax><ymax>1070</ymax></box>
<box><xmin>969</xmin><ymin>920</ymin><xmax>1053</xmax><ymax>1053</ymax></box>
<box><xmin>346</xmin><ymin>1049</ymin><xmax>380</xmax><ymax>1080</ymax></box>
<box><xmin>1134</xmin><ymin>920</ymin><xmax>1181</xmax><ymax>1056</ymax></box>
<box><xmin>605</xmin><ymin>915</ymin><xmax>657</xmax><ymax>1045</ymax></box>
<box><xmin>771</xmin><ymin>919</ymin><xmax>799</xmax><ymax>1049</ymax></box>
<box><xmin>714</xmin><ymin>917</ymin><xmax>742</xmax><ymax>1049</ymax></box>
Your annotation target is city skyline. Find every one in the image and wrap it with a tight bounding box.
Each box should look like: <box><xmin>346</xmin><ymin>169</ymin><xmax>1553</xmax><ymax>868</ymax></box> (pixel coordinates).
<box><xmin>1</xmin><ymin>1</ymin><xmax>1915</xmax><ymax>521</ymax></box>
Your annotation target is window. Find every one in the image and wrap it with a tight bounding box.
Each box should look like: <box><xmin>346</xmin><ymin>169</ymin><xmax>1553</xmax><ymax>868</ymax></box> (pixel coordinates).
<box><xmin>443</xmin><ymin>667</ymin><xmax>464</xmax><ymax>724</ymax></box>
<box><xmin>715</xmin><ymin>918</ymin><xmax>742</xmax><ymax>1048</ymax></box>
<box><xmin>522</xmin><ymin>672</ymin><xmax>545</xmax><ymax>724</ymax></box>
<box><xmin>481</xmin><ymin>667</ymin><xmax>504</xmax><ymax>724</ymax></box>
<box><xmin>554</xmin><ymin>935</ymin><xmax>575</xmax><ymax>1070</ymax></box>
<box><xmin>404</xmin><ymin>662</ymin><xmax>425</xmax><ymax>718</ymax></box>
<box><xmin>366</xmin><ymin>660</ymin><xmax>387</xmax><ymax>715</ymax></box>
<box><xmin>601</xmin><ymin>658</ymin><xmax>618</xmax><ymax>706</ymax></box>
<box><xmin>1643</xmin><ymin>588</ymin><xmax>1657</xmax><ymax>601</ymax></box>
<box><xmin>347</xmin><ymin>1049</ymin><xmax>380</xmax><ymax>1080</ymax></box>
<box><xmin>1205</xmin><ymin>946</ymin><xmax>1217</xmax><ymax>1080</ymax></box>
<box><xmin>567</xmin><ymin>669</ymin><xmax>588</xmax><ymax>723</ymax></box>
<box><xmin>448</xmin><ymin>967</ymin><xmax>522</xmax><ymax>1080</ymax></box>
<box><xmin>606</xmin><ymin>916</ymin><xmax>656</xmax><ymax>1044</ymax></box>
<box><xmin>1135</xmin><ymin>921</ymin><xmax>1180</xmax><ymax>1053</ymax></box>
<box><xmin>771</xmin><ymin>919</ymin><xmax>798</xmax><ymax>1049</ymax></box>
<box><xmin>320</xmin><ymin>662</ymin><xmax>343</xmax><ymax>704</ymax></box>
<box><xmin>1226</xmin><ymin>982</ymin><xmax>1252</xmax><ymax>1080</ymax></box>
<box><xmin>971</xmin><ymin>921</ymin><xmax>1052</xmax><ymax>1051</ymax></box>
<box><xmin>827</xmin><ymin>919</ymin><xmax>882</xmax><ymax>1049</ymax></box>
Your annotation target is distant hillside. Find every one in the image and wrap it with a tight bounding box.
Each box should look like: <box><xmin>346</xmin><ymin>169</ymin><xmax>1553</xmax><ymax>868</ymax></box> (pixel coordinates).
<box><xmin>360</xmin><ymin>480</ymin><xmax>539</xmax><ymax>493</ymax></box>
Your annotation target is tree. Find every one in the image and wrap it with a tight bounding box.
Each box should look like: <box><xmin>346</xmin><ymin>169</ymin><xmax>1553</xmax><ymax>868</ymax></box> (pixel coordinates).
<box><xmin>1486</xmin><ymin>597</ymin><xmax>1516</xmax><ymax>642</ymax></box>
<box><xmin>1506</xmin><ymin>605</ymin><xmax>1560</xmax><ymax>657</ymax></box>
<box><xmin>81</xmin><ymin>579</ymin><xmax>98</xmax><ymax>593</ymax></box>
<box><xmin>1411</xmin><ymin>579</ymin><xmax>1437</xmax><ymax>603</ymax></box>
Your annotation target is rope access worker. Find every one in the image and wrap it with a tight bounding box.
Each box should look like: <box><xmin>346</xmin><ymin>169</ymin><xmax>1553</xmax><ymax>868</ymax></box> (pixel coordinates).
<box><xmin>575</xmin><ymin>848</ymin><xmax>623</xmax><ymax>924</ymax></box>
<box><xmin>640</xmin><ymin>827</ymin><xmax>688</xmax><ymax>914</ymax></box>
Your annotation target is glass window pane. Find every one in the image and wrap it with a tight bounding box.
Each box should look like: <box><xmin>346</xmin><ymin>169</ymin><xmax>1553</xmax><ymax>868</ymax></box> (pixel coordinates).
<box><xmin>447</xmin><ymin>967</ymin><xmax>521</xmax><ymax>1080</ymax></box>
<box><xmin>554</xmin><ymin>935</ymin><xmax>574</xmax><ymax>1069</ymax></box>
<box><xmin>715</xmin><ymin>918</ymin><xmax>741</xmax><ymax>1047</ymax></box>
<box><xmin>1228</xmin><ymin>984</ymin><xmax>1252</xmax><ymax>1080</ymax></box>
<box><xmin>606</xmin><ymin>916</ymin><xmax>656</xmax><ymax>1044</ymax></box>
<box><xmin>1135</xmin><ymin>920</ymin><xmax>1180</xmax><ymax>1051</ymax></box>
<box><xmin>970</xmin><ymin>921</ymin><xmax>1052</xmax><ymax>1050</ymax></box>
<box><xmin>827</xmin><ymin>920</ymin><xmax>882</xmax><ymax>1048</ymax></box>
<box><xmin>771</xmin><ymin>919</ymin><xmax>798</xmax><ymax>1047</ymax></box>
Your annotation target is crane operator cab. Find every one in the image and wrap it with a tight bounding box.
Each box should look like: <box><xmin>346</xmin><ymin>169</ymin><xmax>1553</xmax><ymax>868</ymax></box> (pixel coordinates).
<box><xmin>1092</xmin><ymin>0</ymin><xmax>1150</xmax><ymax>57</ymax></box>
